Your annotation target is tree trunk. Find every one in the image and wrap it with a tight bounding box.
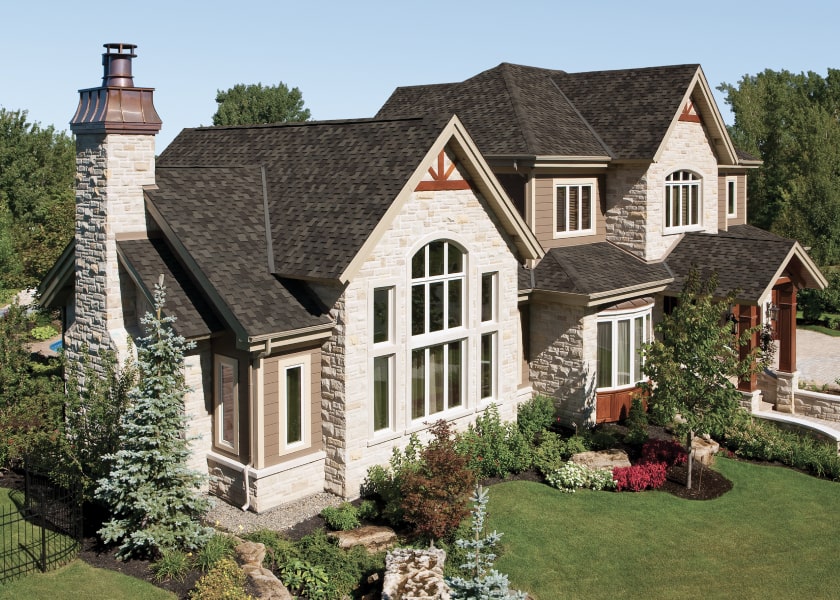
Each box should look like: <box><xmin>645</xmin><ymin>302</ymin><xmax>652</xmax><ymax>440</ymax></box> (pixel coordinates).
<box><xmin>686</xmin><ymin>429</ymin><xmax>694</xmax><ymax>490</ymax></box>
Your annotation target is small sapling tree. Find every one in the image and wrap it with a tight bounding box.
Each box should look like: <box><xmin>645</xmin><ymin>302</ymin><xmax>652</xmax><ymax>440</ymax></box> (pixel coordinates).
<box><xmin>96</xmin><ymin>279</ymin><xmax>212</xmax><ymax>558</ymax></box>
<box><xmin>642</xmin><ymin>270</ymin><xmax>761</xmax><ymax>489</ymax></box>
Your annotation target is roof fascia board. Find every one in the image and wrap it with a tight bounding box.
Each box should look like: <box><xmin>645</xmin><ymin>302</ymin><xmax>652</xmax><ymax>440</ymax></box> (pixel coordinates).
<box><xmin>532</xmin><ymin>281</ymin><xmax>671</xmax><ymax>308</ymax></box>
<box><xmin>247</xmin><ymin>324</ymin><xmax>334</xmax><ymax>353</ymax></box>
<box><xmin>38</xmin><ymin>239</ymin><xmax>76</xmax><ymax>307</ymax></box>
<box><xmin>652</xmin><ymin>67</ymin><xmax>738</xmax><ymax>166</ymax></box>
<box><xmin>759</xmin><ymin>244</ymin><xmax>828</xmax><ymax>300</ymax></box>
<box><xmin>340</xmin><ymin>115</ymin><xmax>544</xmax><ymax>283</ymax></box>
<box><xmin>144</xmin><ymin>194</ymin><xmax>251</xmax><ymax>343</ymax></box>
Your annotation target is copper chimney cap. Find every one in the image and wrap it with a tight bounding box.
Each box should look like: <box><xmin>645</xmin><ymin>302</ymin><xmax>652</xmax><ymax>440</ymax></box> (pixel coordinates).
<box><xmin>71</xmin><ymin>43</ymin><xmax>161</xmax><ymax>135</ymax></box>
<box><xmin>102</xmin><ymin>43</ymin><xmax>137</xmax><ymax>88</ymax></box>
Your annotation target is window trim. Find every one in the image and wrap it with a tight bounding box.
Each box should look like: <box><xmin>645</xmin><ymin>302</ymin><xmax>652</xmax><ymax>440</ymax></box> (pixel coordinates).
<box><xmin>596</xmin><ymin>303</ymin><xmax>652</xmax><ymax>392</ymax></box>
<box><xmin>664</xmin><ymin>170</ymin><xmax>702</xmax><ymax>233</ymax></box>
<box><xmin>553</xmin><ymin>178</ymin><xmax>597</xmax><ymax>238</ymax></box>
<box><xmin>726</xmin><ymin>176</ymin><xmax>737</xmax><ymax>218</ymax></box>
<box><xmin>278</xmin><ymin>353</ymin><xmax>311</xmax><ymax>455</ymax></box>
<box><xmin>371</xmin><ymin>283</ymin><xmax>397</xmax><ymax>434</ymax></box>
<box><xmin>214</xmin><ymin>355</ymin><xmax>239</xmax><ymax>454</ymax></box>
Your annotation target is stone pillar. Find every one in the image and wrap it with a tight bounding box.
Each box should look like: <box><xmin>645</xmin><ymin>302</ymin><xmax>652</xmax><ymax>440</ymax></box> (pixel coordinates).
<box><xmin>775</xmin><ymin>371</ymin><xmax>799</xmax><ymax>414</ymax></box>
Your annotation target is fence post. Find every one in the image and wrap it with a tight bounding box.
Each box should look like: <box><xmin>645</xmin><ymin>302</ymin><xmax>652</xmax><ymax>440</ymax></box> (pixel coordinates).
<box><xmin>39</xmin><ymin>486</ymin><xmax>47</xmax><ymax>572</ymax></box>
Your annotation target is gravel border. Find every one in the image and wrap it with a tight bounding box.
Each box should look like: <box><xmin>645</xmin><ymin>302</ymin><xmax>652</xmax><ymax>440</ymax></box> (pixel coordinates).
<box><xmin>204</xmin><ymin>491</ymin><xmax>345</xmax><ymax>534</ymax></box>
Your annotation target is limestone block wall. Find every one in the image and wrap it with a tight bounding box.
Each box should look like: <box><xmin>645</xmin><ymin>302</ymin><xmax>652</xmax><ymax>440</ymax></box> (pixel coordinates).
<box><xmin>529</xmin><ymin>299</ymin><xmax>598</xmax><ymax>426</ymax></box>
<box><xmin>795</xmin><ymin>389</ymin><xmax>840</xmax><ymax>423</ymax></box>
<box><xmin>323</xmin><ymin>178</ymin><xmax>525</xmax><ymax>498</ymax></box>
<box><xmin>68</xmin><ymin>133</ymin><xmax>156</xmax><ymax>373</ymax></box>
<box><xmin>604</xmin><ymin>165</ymin><xmax>649</xmax><ymax>259</ymax></box>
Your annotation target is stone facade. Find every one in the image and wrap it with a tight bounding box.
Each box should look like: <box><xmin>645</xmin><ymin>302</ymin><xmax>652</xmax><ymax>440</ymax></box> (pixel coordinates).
<box><xmin>605</xmin><ymin>165</ymin><xmax>648</xmax><ymax>258</ymax></box>
<box><xmin>68</xmin><ymin>133</ymin><xmax>157</xmax><ymax>373</ymax></box>
<box><xmin>795</xmin><ymin>389</ymin><xmax>840</xmax><ymax>423</ymax></box>
<box><xmin>325</xmin><ymin>156</ymin><xmax>526</xmax><ymax>498</ymax></box>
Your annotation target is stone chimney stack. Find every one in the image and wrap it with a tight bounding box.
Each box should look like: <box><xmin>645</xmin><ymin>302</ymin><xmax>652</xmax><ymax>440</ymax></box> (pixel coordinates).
<box><xmin>68</xmin><ymin>43</ymin><xmax>161</xmax><ymax>369</ymax></box>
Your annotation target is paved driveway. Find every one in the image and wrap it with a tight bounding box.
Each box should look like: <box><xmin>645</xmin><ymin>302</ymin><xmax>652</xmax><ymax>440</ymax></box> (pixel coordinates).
<box><xmin>796</xmin><ymin>328</ymin><xmax>840</xmax><ymax>389</ymax></box>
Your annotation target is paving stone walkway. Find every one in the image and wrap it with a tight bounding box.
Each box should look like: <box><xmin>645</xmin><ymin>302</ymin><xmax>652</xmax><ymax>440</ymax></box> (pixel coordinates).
<box><xmin>795</xmin><ymin>328</ymin><xmax>840</xmax><ymax>390</ymax></box>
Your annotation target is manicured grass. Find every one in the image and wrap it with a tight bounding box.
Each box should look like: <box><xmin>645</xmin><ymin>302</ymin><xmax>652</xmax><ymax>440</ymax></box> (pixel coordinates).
<box><xmin>0</xmin><ymin>559</ymin><xmax>176</xmax><ymax>599</ymax></box>
<box><xmin>487</xmin><ymin>458</ymin><xmax>840</xmax><ymax>599</ymax></box>
<box><xmin>799</xmin><ymin>323</ymin><xmax>840</xmax><ymax>337</ymax></box>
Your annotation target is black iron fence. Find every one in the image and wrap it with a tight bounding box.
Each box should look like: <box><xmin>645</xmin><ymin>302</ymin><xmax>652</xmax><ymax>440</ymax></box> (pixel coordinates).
<box><xmin>0</xmin><ymin>460</ymin><xmax>82</xmax><ymax>584</ymax></box>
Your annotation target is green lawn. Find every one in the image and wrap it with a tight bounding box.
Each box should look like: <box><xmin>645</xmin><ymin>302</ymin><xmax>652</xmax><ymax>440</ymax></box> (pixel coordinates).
<box><xmin>487</xmin><ymin>458</ymin><xmax>840</xmax><ymax>599</ymax></box>
<box><xmin>0</xmin><ymin>560</ymin><xmax>175</xmax><ymax>599</ymax></box>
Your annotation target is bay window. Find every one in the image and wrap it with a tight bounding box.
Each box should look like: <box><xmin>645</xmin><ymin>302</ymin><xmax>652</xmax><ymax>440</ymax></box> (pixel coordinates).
<box><xmin>596</xmin><ymin>303</ymin><xmax>651</xmax><ymax>390</ymax></box>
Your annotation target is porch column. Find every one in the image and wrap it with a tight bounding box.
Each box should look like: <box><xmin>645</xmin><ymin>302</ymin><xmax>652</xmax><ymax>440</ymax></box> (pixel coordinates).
<box><xmin>737</xmin><ymin>304</ymin><xmax>760</xmax><ymax>392</ymax></box>
<box><xmin>777</xmin><ymin>282</ymin><xmax>798</xmax><ymax>373</ymax></box>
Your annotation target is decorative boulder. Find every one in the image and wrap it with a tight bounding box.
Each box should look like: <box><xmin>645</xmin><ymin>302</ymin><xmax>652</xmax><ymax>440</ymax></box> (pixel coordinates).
<box><xmin>382</xmin><ymin>547</ymin><xmax>450</xmax><ymax>600</ymax></box>
<box><xmin>328</xmin><ymin>525</ymin><xmax>397</xmax><ymax>553</ymax></box>
<box><xmin>691</xmin><ymin>436</ymin><xmax>720</xmax><ymax>466</ymax></box>
<box><xmin>235</xmin><ymin>540</ymin><xmax>293</xmax><ymax>600</ymax></box>
<box><xmin>570</xmin><ymin>449</ymin><xmax>631</xmax><ymax>470</ymax></box>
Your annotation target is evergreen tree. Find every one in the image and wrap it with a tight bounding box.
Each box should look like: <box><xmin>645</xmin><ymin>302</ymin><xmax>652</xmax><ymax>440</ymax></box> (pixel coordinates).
<box><xmin>446</xmin><ymin>487</ymin><xmax>527</xmax><ymax>600</ymax></box>
<box><xmin>96</xmin><ymin>280</ymin><xmax>212</xmax><ymax>559</ymax></box>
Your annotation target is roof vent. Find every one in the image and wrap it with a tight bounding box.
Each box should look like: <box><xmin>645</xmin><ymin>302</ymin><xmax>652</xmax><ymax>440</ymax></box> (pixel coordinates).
<box><xmin>102</xmin><ymin>43</ymin><xmax>137</xmax><ymax>88</ymax></box>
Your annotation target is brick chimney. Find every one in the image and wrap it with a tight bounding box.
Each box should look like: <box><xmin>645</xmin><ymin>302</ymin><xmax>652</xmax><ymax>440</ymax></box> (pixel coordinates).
<box><xmin>67</xmin><ymin>43</ymin><xmax>161</xmax><ymax>370</ymax></box>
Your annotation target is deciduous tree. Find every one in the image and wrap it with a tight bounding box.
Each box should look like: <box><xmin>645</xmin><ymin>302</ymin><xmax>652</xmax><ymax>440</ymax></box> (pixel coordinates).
<box><xmin>212</xmin><ymin>82</ymin><xmax>311</xmax><ymax>126</ymax></box>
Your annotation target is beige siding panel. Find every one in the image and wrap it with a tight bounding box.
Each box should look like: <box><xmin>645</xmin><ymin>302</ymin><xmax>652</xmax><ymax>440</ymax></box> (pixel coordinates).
<box><xmin>534</xmin><ymin>174</ymin><xmax>606</xmax><ymax>249</ymax></box>
<box><xmin>262</xmin><ymin>346</ymin><xmax>323</xmax><ymax>469</ymax></box>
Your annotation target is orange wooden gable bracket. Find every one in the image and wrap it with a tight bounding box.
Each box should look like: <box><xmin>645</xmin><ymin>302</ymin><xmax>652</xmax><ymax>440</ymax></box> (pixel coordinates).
<box><xmin>415</xmin><ymin>150</ymin><xmax>471</xmax><ymax>191</ymax></box>
<box><xmin>679</xmin><ymin>101</ymin><xmax>701</xmax><ymax>123</ymax></box>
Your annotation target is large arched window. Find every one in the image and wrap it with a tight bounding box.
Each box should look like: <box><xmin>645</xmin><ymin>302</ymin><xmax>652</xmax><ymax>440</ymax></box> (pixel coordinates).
<box><xmin>665</xmin><ymin>170</ymin><xmax>701</xmax><ymax>231</ymax></box>
<box><xmin>410</xmin><ymin>241</ymin><xmax>465</xmax><ymax>419</ymax></box>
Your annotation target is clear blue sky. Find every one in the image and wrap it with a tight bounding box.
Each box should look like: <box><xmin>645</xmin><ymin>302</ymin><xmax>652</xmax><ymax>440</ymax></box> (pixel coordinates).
<box><xmin>2</xmin><ymin>0</ymin><xmax>838</xmax><ymax>151</ymax></box>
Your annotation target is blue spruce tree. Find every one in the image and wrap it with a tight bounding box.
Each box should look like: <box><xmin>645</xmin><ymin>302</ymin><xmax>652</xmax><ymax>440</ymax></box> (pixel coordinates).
<box><xmin>96</xmin><ymin>279</ymin><xmax>212</xmax><ymax>559</ymax></box>
<box><xmin>446</xmin><ymin>486</ymin><xmax>527</xmax><ymax>599</ymax></box>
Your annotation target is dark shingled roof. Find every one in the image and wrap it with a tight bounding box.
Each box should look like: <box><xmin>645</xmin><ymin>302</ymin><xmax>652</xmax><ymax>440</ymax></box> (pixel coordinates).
<box><xmin>117</xmin><ymin>237</ymin><xmax>222</xmax><ymax>339</ymax></box>
<box><xmin>146</xmin><ymin>166</ymin><xmax>331</xmax><ymax>338</ymax></box>
<box><xmin>533</xmin><ymin>243</ymin><xmax>672</xmax><ymax>297</ymax></box>
<box><xmin>665</xmin><ymin>224</ymin><xmax>796</xmax><ymax>302</ymax></box>
<box><xmin>155</xmin><ymin>117</ymin><xmax>447</xmax><ymax>282</ymax></box>
<box><xmin>377</xmin><ymin>62</ymin><xmax>701</xmax><ymax>160</ymax></box>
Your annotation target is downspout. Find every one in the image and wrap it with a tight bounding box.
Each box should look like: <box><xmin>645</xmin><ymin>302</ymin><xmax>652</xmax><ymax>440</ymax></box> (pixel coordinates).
<box><xmin>240</xmin><ymin>461</ymin><xmax>251</xmax><ymax>511</ymax></box>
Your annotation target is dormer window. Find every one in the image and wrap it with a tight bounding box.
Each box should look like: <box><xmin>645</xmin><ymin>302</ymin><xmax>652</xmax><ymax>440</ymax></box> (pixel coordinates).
<box><xmin>665</xmin><ymin>171</ymin><xmax>701</xmax><ymax>232</ymax></box>
<box><xmin>554</xmin><ymin>179</ymin><xmax>596</xmax><ymax>237</ymax></box>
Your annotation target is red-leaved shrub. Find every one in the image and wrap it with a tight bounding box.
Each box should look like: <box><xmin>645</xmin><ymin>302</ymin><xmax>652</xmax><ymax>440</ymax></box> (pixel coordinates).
<box><xmin>640</xmin><ymin>439</ymin><xmax>687</xmax><ymax>467</ymax></box>
<box><xmin>612</xmin><ymin>462</ymin><xmax>667</xmax><ymax>492</ymax></box>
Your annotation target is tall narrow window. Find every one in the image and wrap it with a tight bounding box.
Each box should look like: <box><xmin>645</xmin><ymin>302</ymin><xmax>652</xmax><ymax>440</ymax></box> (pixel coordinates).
<box><xmin>410</xmin><ymin>241</ymin><xmax>466</xmax><ymax>420</ymax></box>
<box><xmin>726</xmin><ymin>177</ymin><xmax>737</xmax><ymax>217</ymax></box>
<box><xmin>481</xmin><ymin>272</ymin><xmax>497</xmax><ymax>323</ymax></box>
<box><xmin>665</xmin><ymin>171</ymin><xmax>701</xmax><ymax>231</ymax></box>
<box><xmin>480</xmin><ymin>333</ymin><xmax>495</xmax><ymax>400</ymax></box>
<box><xmin>373</xmin><ymin>287</ymin><xmax>391</xmax><ymax>343</ymax></box>
<box><xmin>373</xmin><ymin>355</ymin><xmax>392</xmax><ymax>432</ymax></box>
<box><xmin>215</xmin><ymin>355</ymin><xmax>239</xmax><ymax>453</ymax></box>
<box><xmin>278</xmin><ymin>353</ymin><xmax>311</xmax><ymax>453</ymax></box>
<box><xmin>372</xmin><ymin>286</ymin><xmax>394</xmax><ymax>432</ymax></box>
<box><xmin>555</xmin><ymin>180</ymin><xmax>595</xmax><ymax>236</ymax></box>
<box><xmin>285</xmin><ymin>365</ymin><xmax>302</xmax><ymax>445</ymax></box>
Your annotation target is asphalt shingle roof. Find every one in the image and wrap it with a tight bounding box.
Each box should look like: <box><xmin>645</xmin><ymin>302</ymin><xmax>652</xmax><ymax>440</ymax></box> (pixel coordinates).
<box><xmin>377</xmin><ymin>62</ymin><xmax>700</xmax><ymax>160</ymax></box>
<box><xmin>117</xmin><ymin>237</ymin><xmax>222</xmax><ymax>339</ymax></box>
<box><xmin>664</xmin><ymin>224</ymin><xmax>797</xmax><ymax>302</ymax></box>
<box><xmin>532</xmin><ymin>243</ymin><xmax>672</xmax><ymax>297</ymax></box>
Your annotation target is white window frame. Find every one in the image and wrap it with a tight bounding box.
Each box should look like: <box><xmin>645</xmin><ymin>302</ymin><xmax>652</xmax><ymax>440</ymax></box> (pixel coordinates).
<box><xmin>214</xmin><ymin>355</ymin><xmax>239</xmax><ymax>453</ymax></box>
<box><xmin>409</xmin><ymin>240</ymin><xmax>468</xmax><ymax>422</ymax></box>
<box><xmin>479</xmin><ymin>271</ymin><xmax>499</xmax><ymax>402</ymax></box>
<box><xmin>726</xmin><ymin>176</ymin><xmax>737</xmax><ymax>218</ymax></box>
<box><xmin>596</xmin><ymin>304</ymin><xmax>652</xmax><ymax>392</ymax></box>
<box><xmin>371</xmin><ymin>285</ymin><xmax>396</xmax><ymax>434</ymax></box>
<box><xmin>664</xmin><ymin>170</ymin><xmax>702</xmax><ymax>232</ymax></box>
<box><xmin>278</xmin><ymin>353</ymin><xmax>311</xmax><ymax>454</ymax></box>
<box><xmin>553</xmin><ymin>178</ymin><xmax>596</xmax><ymax>238</ymax></box>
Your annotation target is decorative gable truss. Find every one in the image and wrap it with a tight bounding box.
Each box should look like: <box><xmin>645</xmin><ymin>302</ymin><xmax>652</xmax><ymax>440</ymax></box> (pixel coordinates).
<box><xmin>679</xmin><ymin>99</ymin><xmax>701</xmax><ymax>123</ymax></box>
<box><xmin>415</xmin><ymin>149</ymin><xmax>472</xmax><ymax>191</ymax></box>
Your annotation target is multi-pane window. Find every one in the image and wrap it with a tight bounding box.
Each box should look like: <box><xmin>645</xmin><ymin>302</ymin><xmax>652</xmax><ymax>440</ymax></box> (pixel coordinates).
<box><xmin>215</xmin><ymin>355</ymin><xmax>238</xmax><ymax>452</ymax></box>
<box><xmin>726</xmin><ymin>177</ymin><xmax>737</xmax><ymax>217</ymax></box>
<box><xmin>555</xmin><ymin>181</ymin><xmax>594</xmax><ymax>236</ymax></box>
<box><xmin>665</xmin><ymin>171</ymin><xmax>701</xmax><ymax>230</ymax></box>
<box><xmin>372</xmin><ymin>286</ymin><xmax>394</xmax><ymax>432</ymax></box>
<box><xmin>480</xmin><ymin>272</ymin><xmax>498</xmax><ymax>400</ymax></box>
<box><xmin>410</xmin><ymin>241</ymin><xmax>466</xmax><ymax>419</ymax></box>
<box><xmin>596</xmin><ymin>307</ymin><xmax>651</xmax><ymax>390</ymax></box>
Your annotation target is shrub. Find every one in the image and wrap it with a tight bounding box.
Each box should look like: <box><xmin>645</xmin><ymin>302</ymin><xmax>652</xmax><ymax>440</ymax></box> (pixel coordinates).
<box><xmin>278</xmin><ymin>559</ymin><xmax>334</xmax><ymax>600</ymax></box>
<box><xmin>189</xmin><ymin>557</ymin><xmax>252</xmax><ymax>600</ymax></box>
<box><xmin>294</xmin><ymin>529</ymin><xmax>385</xmax><ymax>599</ymax></box>
<box><xmin>402</xmin><ymin>420</ymin><xmax>476</xmax><ymax>541</ymax></box>
<box><xmin>532</xmin><ymin>432</ymin><xmax>591</xmax><ymax>477</ymax></box>
<box><xmin>640</xmin><ymin>439</ymin><xmax>687</xmax><ymax>467</ymax></box>
<box><xmin>195</xmin><ymin>533</ymin><xmax>237</xmax><ymax>573</ymax></box>
<box><xmin>613</xmin><ymin>462</ymin><xmax>667</xmax><ymax>492</ymax></box>
<box><xmin>517</xmin><ymin>395</ymin><xmax>556</xmax><ymax>444</ymax></box>
<box><xmin>242</xmin><ymin>529</ymin><xmax>299</xmax><ymax>570</ymax></box>
<box><xmin>357</xmin><ymin>499</ymin><xmax>378</xmax><ymax>522</ymax></box>
<box><xmin>589</xmin><ymin>430</ymin><xmax>616</xmax><ymax>451</ymax></box>
<box><xmin>30</xmin><ymin>325</ymin><xmax>58</xmax><ymax>340</ymax></box>
<box><xmin>361</xmin><ymin>434</ymin><xmax>422</xmax><ymax>527</ymax></box>
<box><xmin>151</xmin><ymin>548</ymin><xmax>191</xmax><ymax>582</ymax></box>
<box><xmin>320</xmin><ymin>503</ymin><xmax>360</xmax><ymax>531</ymax></box>
<box><xmin>624</xmin><ymin>397</ymin><xmax>649</xmax><ymax>445</ymax></box>
<box><xmin>456</xmin><ymin>404</ymin><xmax>532</xmax><ymax>479</ymax></box>
<box><xmin>545</xmin><ymin>461</ymin><xmax>616</xmax><ymax>493</ymax></box>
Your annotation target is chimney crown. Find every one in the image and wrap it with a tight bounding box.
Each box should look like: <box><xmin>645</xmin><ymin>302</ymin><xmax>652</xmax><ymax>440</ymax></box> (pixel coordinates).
<box><xmin>71</xmin><ymin>43</ymin><xmax>162</xmax><ymax>135</ymax></box>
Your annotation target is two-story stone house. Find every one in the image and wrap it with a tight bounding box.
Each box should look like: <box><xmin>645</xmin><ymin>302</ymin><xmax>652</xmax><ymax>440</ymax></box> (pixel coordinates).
<box><xmin>41</xmin><ymin>45</ymin><xmax>825</xmax><ymax>512</ymax></box>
